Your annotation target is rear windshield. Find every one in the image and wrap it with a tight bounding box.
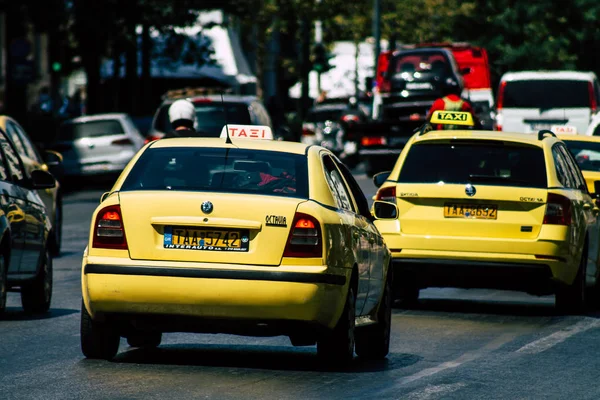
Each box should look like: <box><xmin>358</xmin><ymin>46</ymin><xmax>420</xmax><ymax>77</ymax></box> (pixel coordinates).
<box><xmin>398</xmin><ymin>141</ymin><xmax>548</xmax><ymax>188</ymax></box>
<box><xmin>58</xmin><ymin>120</ymin><xmax>124</xmax><ymax>140</ymax></box>
<box><xmin>390</xmin><ymin>51</ymin><xmax>452</xmax><ymax>76</ymax></box>
<box><xmin>121</xmin><ymin>147</ymin><xmax>308</xmax><ymax>199</ymax></box>
<box><xmin>502</xmin><ymin>80</ymin><xmax>590</xmax><ymax>109</ymax></box>
<box><xmin>563</xmin><ymin>140</ymin><xmax>600</xmax><ymax>172</ymax></box>
<box><xmin>155</xmin><ymin>102</ymin><xmax>252</xmax><ymax>136</ymax></box>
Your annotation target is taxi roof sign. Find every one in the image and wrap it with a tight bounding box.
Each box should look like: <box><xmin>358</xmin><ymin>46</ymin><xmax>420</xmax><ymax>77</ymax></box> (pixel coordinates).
<box><xmin>551</xmin><ymin>125</ymin><xmax>577</xmax><ymax>135</ymax></box>
<box><xmin>430</xmin><ymin>110</ymin><xmax>475</xmax><ymax>126</ymax></box>
<box><xmin>220</xmin><ymin>124</ymin><xmax>273</xmax><ymax>140</ymax></box>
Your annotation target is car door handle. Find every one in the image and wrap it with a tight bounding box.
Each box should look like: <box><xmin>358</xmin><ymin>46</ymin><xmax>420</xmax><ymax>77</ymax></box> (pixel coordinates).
<box><xmin>593</xmin><ymin>207</ymin><xmax>600</xmax><ymax>216</ymax></box>
<box><xmin>353</xmin><ymin>231</ymin><xmax>360</xmax><ymax>239</ymax></box>
<box><xmin>583</xmin><ymin>203</ymin><xmax>592</xmax><ymax>210</ymax></box>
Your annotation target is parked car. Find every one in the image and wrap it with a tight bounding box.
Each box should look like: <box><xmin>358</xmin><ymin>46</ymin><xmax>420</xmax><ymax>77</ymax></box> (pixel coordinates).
<box><xmin>586</xmin><ymin>112</ymin><xmax>600</xmax><ymax>136</ymax></box>
<box><xmin>147</xmin><ymin>91</ymin><xmax>274</xmax><ymax>141</ymax></box>
<box><xmin>0</xmin><ymin>128</ymin><xmax>56</xmax><ymax>314</ymax></box>
<box><xmin>0</xmin><ymin>116</ymin><xmax>63</xmax><ymax>256</ymax></box>
<box><xmin>495</xmin><ymin>71</ymin><xmax>600</xmax><ymax>133</ymax></box>
<box><xmin>50</xmin><ymin>113</ymin><xmax>145</xmax><ymax>182</ymax></box>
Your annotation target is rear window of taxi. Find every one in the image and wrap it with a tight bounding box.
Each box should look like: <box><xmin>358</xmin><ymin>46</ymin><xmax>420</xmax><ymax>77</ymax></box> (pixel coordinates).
<box><xmin>121</xmin><ymin>147</ymin><xmax>309</xmax><ymax>198</ymax></box>
<box><xmin>398</xmin><ymin>140</ymin><xmax>547</xmax><ymax>188</ymax></box>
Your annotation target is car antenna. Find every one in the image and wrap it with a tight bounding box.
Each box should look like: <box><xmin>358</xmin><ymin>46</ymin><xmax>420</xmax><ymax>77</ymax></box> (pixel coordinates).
<box><xmin>221</xmin><ymin>91</ymin><xmax>232</xmax><ymax>144</ymax></box>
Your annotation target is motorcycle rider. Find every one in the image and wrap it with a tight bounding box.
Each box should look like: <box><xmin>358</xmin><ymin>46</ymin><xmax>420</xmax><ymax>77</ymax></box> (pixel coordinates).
<box><xmin>426</xmin><ymin>84</ymin><xmax>478</xmax><ymax>130</ymax></box>
<box><xmin>164</xmin><ymin>99</ymin><xmax>197</xmax><ymax>138</ymax></box>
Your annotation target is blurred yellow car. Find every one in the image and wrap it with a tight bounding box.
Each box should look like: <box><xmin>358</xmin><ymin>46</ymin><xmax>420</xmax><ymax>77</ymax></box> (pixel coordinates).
<box><xmin>372</xmin><ymin>112</ymin><xmax>600</xmax><ymax>313</ymax></box>
<box><xmin>0</xmin><ymin>116</ymin><xmax>63</xmax><ymax>255</ymax></box>
<box><xmin>559</xmin><ymin>134</ymin><xmax>600</xmax><ymax>194</ymax></box>
<box><xmin>81</xmin><ymin>125</ymin><xmax>392</xmax><ymax>362</ymax></box>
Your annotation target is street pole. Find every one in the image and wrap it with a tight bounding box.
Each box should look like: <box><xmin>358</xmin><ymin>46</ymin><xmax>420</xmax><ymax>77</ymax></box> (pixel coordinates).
<box><xmin>315</xmin><ymin>0</ymin><xmax>322</xmax><ymax>94</ymax></box>
<box><xmin>373</xmin><ymin>0</ymin><xmax>381</xmax><ymax>78</ymax></box>
<box><xmin>299</xmin><ymin>16</ymin><xmax>311</xmax><ymax>121</ymax></box>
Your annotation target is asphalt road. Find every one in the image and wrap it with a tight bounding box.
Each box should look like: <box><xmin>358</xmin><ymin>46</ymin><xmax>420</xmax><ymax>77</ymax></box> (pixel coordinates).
<box><xmin>2</xmin><ymin>174</ymin><xmax>600</xmax><ymax>400</ymax></box>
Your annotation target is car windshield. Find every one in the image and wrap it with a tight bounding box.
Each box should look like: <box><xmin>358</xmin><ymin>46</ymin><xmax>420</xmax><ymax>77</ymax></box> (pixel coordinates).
<box><xmin>58</xmin><ymin>120</ymin><xmax>124</xmax><ymax>141</ymax></box>
<box><xmin>563</xmin><ymin>140</ymin><xmax>600</xmax><ymax>172</ymax></box>
<box><xmin>502</xmin><ymin>80</ymin><xmax>590</xmax><ymax>109</ymax></box>
<box><xmin>121</xmin><ymin>147</ymin><xmax>309</xmax><ymax>199</ymax></box>
<box><xmin>155</xmin><ymin>102</ymin><xmax>252</xmax><ymax>136</ymax></box>
<box><xmin>398</xmin><ymin>140</ymin><xmax>548</xmax><ymax>188</ymax></box>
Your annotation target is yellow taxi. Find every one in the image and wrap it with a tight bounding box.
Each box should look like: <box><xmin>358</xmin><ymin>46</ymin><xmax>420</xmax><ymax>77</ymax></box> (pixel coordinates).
<box><xmin>372</xmin><ymin>111</ymin><xmax>600</xmax><ymax>313</ymax></box>
<box><xmin>81</xmin><ymin>125</ymin><xmax>392</xmax><ymax>362</ymax></box>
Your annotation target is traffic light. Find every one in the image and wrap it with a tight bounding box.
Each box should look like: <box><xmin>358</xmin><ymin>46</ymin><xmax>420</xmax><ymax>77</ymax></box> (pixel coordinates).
<box><xmin>312</xmin><ymin>43</ymin><xmax>332</xmax><ymax>73</ymax></box>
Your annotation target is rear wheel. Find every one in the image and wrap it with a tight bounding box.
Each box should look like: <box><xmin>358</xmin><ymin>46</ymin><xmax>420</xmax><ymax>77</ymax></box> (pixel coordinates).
<box><xmin>127</xmin><ymin>332</ymin><xmax>162</xmax><ymax>349</ymax></box>
<box><xmin>317</xmin><ymin>288</ymin><xmax>355</xmax><ymax>364</ymax></box>
<box><xmin>355</xmin><ymin>272</ymin><xmax>392</xmax><ymax>359</ymax></box>
<box><xmin>21</xmin><ymin>249</ymin><xmax>52</xmax><ymax>313</ymax></box>
<box><xmin>80</xmin><ymin>301</ymin><xmax>120</xmax><ymax>360</ymax></box>
<box><xmin>556</xmin><ymin>253</ymin><xmax>586</xmax><ymax>314</ymax></box>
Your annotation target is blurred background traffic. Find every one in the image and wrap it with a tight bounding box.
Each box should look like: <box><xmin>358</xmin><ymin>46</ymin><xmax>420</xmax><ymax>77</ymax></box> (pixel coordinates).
<box><xmin>0</xmin><ymin>0</ymin><xmax>599</xmax><ymax>186</ymax></box>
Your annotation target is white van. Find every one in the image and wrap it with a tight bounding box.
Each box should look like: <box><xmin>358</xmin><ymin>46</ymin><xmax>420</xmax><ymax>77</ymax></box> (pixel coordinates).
<box><xmin>495</xmin><ymin>71</ymin><xmax>600</xmax><ymax>134</ymax></box>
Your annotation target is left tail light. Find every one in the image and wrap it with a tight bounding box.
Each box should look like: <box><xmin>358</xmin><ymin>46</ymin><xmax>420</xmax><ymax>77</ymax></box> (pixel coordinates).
<box><xmin>282</xmin><ymin>213</ymin><xmax>322</xmax><ymax>258</ymax></box>
<box><xmin>375</xmin><ymin>186</ymin><xmax>396</xmax><ymax>203</ymax></box>
<box><xmin>112</xmin><ymin>138</ymin><xmax>133</xmax><ymax>146</ymax></box>
<box><xmin>92</xmin><ymin>205</ymin><xmax>128</xmax><ymax>250</ymax></box>
<box><xmin>144</xmin><ymin>135</ymin><xmax>162</xmax><ymax>145</ymax></box>
<box><xmin>588</xmin><ymin>81</ymin><xmax>597</xmax><ymax>115</ymax></box>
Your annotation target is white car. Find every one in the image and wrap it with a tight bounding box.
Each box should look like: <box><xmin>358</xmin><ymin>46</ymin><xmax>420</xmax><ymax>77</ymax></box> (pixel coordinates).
<box><xmin>52</xmin><ymin>113</ymin><xmax>145</xmax><ymax>181</ymax></box>
<box><xmin>495</xmin><ymin>71</ymin><xmax>600</xmax><ymax>134</ymax></box>
<box><xmin>586</xmin><ymin>112</ymin><xmax>600</xmax><ymax>136</ymax></box>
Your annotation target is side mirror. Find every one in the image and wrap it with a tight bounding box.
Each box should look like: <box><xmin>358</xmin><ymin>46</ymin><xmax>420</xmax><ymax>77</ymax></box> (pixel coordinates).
<box><xmin>373</xmin><ymin>171</ymin><xmax>392</xmax><ymax>188</ymax></box>
<box><xmin>372</xmin><ymin>200</ymin><xmax>398</xmax><ymax>219</ymax></box>
<box><xmin>31</xmin><ymin>169</ymin><xmax>56</xmax><ymax>189</ymax></box>
<box><xmin>460</xmin><ymin>67</ymin><xmax>472</xmax><ymax>75</ymax></box>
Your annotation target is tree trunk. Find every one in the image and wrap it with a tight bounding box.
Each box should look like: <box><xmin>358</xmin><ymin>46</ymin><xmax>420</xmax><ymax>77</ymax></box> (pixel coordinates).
<box><xmin>141</xmin><ymin>24</ymin><xmax>152</xmax><ymax>115</ymax></box>
<box><xmin>125</xmin><ymin>4</ymin><xmax>138</xmax><ymax>115</ymax></box>
<box><xmin>112</xmin><ymin>41</ymin><xmax>122</xmax><ymax>112</ymax></box>
<box><xmin>83</xmin><ymin>52</ymin><xmax>101</xmax><ymax>114</ymax></box>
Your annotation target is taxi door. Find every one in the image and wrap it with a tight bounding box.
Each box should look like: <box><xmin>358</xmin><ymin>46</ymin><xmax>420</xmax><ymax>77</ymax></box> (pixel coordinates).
<box><xmin>334</xmin><ymin>159</ymin><xmax>386</xmax><ymax>316</ymax></box>
<box><xmin>557</xmin><ymin>144</ymin><xmax>600</xmax><ymax>283</ymax></box>
<box><xmin>323</xmin><ymin>154</ymin><xmax>370</xmax><ymax>313</ymax></box>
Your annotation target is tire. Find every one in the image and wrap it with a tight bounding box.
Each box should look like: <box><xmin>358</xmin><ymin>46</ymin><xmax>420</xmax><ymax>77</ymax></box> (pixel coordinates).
<box><xmin>127</xmin><ymin>332</ymin><xmax>162</xmax><ymax>349</ymax></box>
<box><xmin>80</xmin><ymin>301</ymin><xmax>120</xmax><ymax>360</ymax></box>
<box><xmin>0</xmin><ymin>253</ymin><xmax>7</xmax><ymax>314</ymax></box>
<box><xmin>317</xmin><ymin>287</ymin><xmax>355</xmax><ymax>364</ymax></box>
<box><xmin>50</xmin><ymin>200</ymin><xmax>62</xmax><ymax>257</ymax></box>
<box><xmin>355</xmin><ymin>273</ymin><xmax>392</xmax><ymax>359</ymax></box>
<box><xmin>555</xmin><ymin>253</ymin><xmax>586</xmax><ymax>314</ymax></box>
<box><xmin>21</xmin><ymin>248</ymin><xmax>52</xmax><ymax>313</ymax></box>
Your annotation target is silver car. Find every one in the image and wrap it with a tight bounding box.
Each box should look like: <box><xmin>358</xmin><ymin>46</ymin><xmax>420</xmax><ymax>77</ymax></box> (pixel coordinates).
<box><xmin>53</xmin><ymin>113</ymin><xmax>145</xmax><ymax>180</ymax></box>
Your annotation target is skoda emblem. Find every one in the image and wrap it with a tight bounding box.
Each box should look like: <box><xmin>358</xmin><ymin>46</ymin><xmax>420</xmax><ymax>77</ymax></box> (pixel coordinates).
<box><xmin>201</xmin><ymin>201</ymin><xmax>213</xmax><ymax>214</ymax></box>
<box><xmin>465</xmin><ymin>184</ymin><xmax>476</xmax><ymax>197</ymax></box>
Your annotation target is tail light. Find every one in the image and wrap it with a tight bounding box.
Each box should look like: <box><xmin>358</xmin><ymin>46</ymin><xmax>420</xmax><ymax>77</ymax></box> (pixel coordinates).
<box><xmin>282</xmin><ymin>213</ymin><xmax>322</xmax><ymax>258</ymax></box>
<box><xmin>361</xmin><ymin>136</ymin><xmax>387</xmax><ymax>146</ymax></box>
<box><xmin>92</xmin><ymin>205</ymin><xmax>128</xmax><ymax>249</ymax></box>
<box><xmin>496</xmin><ymin>124</ymin><xmax>503</xmax><ymax>131</ymax></box>
<box><xmin>380</xmin><ymin>79</ymin><xmax>391</xmax><ymax>93</ymax></box>
<box><xmin>375</xmin><ymin>186</ymin><xmax>396</xmax><ymax>203</ymax></box>
<box><xmin>588</xmin><ymin>81</ymin><xmax>597</xmax><ymax>114</ymax></box>
<box><xmin>543</xmin><ymin>193</ymin><xmax>572</xmax><ymax>226</ymax></box>
<box><xmin>302</xmin><ymin>128</ymin><xmax>315</xmax><ymax>136</ymax></box>
<box><xmin>112</xmin><ymin>138</ymin><xmax>133</xmax><ymax>146</ymax></box>
<box><xmin>342</xmin><ymin>114</ymin><xmax>360</xmax><ymax>123</ymax></box>
<box><xmin>144</xmin><ymin>135</ymin><xmax>162</xmax><ymax>145</ymax></box>
<box><xmin>496</xmin><ymin>81</ymin><xmax>507</xmax><ymax>111</ymax></box>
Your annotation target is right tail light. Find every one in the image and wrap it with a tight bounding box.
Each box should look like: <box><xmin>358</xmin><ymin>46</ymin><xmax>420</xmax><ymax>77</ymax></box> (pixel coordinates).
<box><xmin>543</xmin><ymin>193</ymin><xmax>572</xmax><ymax>226</ymax></box>
<box><xmin>496</xmin><ymin>81</ymin><xmax>507</xmax><ymax>111</ymax></box>
<box><xmin>282</xmin><ymin>213</ymin><xmax>322</xmax><ymax>258</ymax></box>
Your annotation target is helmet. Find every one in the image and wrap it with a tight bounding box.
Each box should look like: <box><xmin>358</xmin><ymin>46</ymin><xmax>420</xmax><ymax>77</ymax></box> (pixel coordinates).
<box><xmin>168</xmin><ymin>99</ymin><xmax>196</xmax><ymax>128</ymax></box>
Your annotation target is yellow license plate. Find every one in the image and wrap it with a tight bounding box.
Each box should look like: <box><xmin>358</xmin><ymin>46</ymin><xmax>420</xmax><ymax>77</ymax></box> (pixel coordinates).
<box><xmin>444</xmin><ymin>203</ymin><xmax>498</xmax><ymax>219</ymax></box>
<box><xmin>164</xmin><ymin>227</ymin><xmax>249</xmax><ymax>252</ymax></box>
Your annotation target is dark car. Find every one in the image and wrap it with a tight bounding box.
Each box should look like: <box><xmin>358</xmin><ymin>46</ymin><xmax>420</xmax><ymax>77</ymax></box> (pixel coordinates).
<box><xmin>0</xmin><ymin>127</ymin><xmax>56</xmax><ymax>314</ymax></box>
<box><xmin>381</xmin><ymin>48</ymin><xmax>465</xmax><ymax>126</ymax></box>
<box><xmin>147</xmin><ymin>93</ymin><xmax>274</xmax><ymax>141</ymax></box>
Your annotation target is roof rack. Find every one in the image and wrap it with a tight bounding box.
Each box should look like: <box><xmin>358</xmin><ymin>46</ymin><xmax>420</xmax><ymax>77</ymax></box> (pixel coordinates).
<box><xmin>538</xmin><ymin>129</ymin><xmax>557</xmax><ymax>141</ymax></box>
<box><xmin>162</xmin><ymin>87</ymin><xmax>232</xmax><ymax>101</ymax></box>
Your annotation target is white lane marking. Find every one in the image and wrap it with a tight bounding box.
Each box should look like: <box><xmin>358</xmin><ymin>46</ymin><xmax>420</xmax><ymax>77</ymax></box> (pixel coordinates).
<box><xmin>405</xmin><ymin>383</ymin><xmax>468</xmax><ymax>400</ymax></box>
<box><xmin>516</xmin><ymin>317</ymin><xmax>600</xmax><ymax>355</ymax></box>
<box><xmin>394</xmin><ymin>333</ymin><xmax>515</xmax><ymax>387</ymax></box>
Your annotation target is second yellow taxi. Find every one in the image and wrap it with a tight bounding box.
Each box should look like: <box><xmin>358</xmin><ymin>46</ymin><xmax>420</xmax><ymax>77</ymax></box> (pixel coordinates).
<box><xmin>81</xmin><ymin>125</ymin><xmax>392</xmax><ymax>362</ymax></box>
<box><xmin>372</xmin><ymin>111</ymin><xmax>600</xmax><ymax>313</ymax></box>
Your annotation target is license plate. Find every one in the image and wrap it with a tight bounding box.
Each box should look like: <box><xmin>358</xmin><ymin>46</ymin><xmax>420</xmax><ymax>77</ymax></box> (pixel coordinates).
<box><xmin>164</xmin><ymin>226</ymin><xmax>249</xmax><ymax>252</ymax></box>
<box><xmin>444</xmin><ymin>203</ymin><xmax>498</xmax><ymax>219</ymax></box>
<box><xmin>531</xmin><ymin>124</ymin><xmax>552</xmax><ymax>131</ymax></box>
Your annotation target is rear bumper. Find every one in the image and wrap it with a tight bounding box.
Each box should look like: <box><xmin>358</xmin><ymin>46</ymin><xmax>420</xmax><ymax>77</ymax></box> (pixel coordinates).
<box><xmin>82</xmin><ymin>260</ymin><xmax>349</xmax><ymax>333</ymax></box>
